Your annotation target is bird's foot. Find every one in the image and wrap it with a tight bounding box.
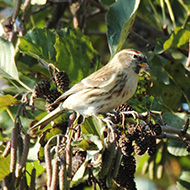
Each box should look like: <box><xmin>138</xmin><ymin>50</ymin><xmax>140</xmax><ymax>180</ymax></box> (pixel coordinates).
<box><xmin>102</xmin><ymin>117</ymin><xmax>117</xmax><ymax>142</ymax></box>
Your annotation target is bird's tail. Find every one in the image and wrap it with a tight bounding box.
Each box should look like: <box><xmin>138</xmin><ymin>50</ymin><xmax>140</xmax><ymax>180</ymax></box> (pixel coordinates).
<box><xmin>29</xmin><ymin>105</ymin><xmax>67</xmax><ymax>133</ymax></box>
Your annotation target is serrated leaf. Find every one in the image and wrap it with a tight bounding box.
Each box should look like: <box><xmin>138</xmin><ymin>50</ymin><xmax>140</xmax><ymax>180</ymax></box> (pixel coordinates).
<box><xmin>19</xmin><ymin>28</ymin><xmax>100</xmax><ymax>86</ymax></box>
<box><xmin>177</xmin><ymin>170</ymin><xmax>190</xmax><ymax>190</ymax></box>
<box><xmin>55</xmin><ymin>28</ymin><xmax>100</xmax><ymax>85</ymax></box>
<box><xmin>0</xmin><ymin>94</ymin><xmax>17</xmax><ymax>108</ymax></box>
<box><xmin>0</xmin><ymin>37</ymin><xmax>19</xmax><ymax>80</ymax></box>
<box><xmin>163</xmin><ymin>113</ymin><xmax>189</xmax><ymax>156</ymax></box>
<box><xmin>0</xmin><ymin>154</ymin><xmax>10</xmax><ymax>181</ymax></box>
<box><xmin>106</xmin><ymin>0</ymin><xmax>140</xmax><ymax>55</ymax></box>
<box><xmin>19</xmin><ymin>28</ymin><xmax>57</xmax><ymax>63</ymax></box>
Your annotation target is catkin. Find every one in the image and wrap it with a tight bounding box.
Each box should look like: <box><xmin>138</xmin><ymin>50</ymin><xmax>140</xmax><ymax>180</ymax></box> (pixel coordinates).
<box><xmin>10</xmin><ymin>125</ymin><xmax>19</xmax><ymax>172</ymax></box>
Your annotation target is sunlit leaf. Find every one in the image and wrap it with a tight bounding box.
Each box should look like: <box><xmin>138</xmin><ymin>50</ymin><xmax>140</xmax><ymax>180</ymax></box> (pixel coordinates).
<box><xmin>163</xmin><ymin>27</ymin><xmax>190</xmax><ymax>51</ymax></box>
<box><xmin>0</xmin><ymin>37</ymin><xmax>19</xmax><ymax>80</ymax></box>
<box><xmin>0</xmin><ymin>94</ymin><xmax>17</xmax><ymax>108</ymax></box>
<box><xmin>26</xmin><ymin>160</ymin><xmax>45</xmax><ymax>186</ymax></box>
<box><xmin>0</xmin><ymin>154</ymin><xmax>10</xmax><ymax>181</ymax></box>
<box><xmin>106</xmin><ymin>0</ymin><xmax>140</xmax><ymax>55</ymax></box>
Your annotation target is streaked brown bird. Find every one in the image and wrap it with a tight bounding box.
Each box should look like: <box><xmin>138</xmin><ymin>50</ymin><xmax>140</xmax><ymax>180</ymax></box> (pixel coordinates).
<box><xmin>30</xmin><ymin>49</ymin><xmax>148</xmax><ymax>131</ymax></box>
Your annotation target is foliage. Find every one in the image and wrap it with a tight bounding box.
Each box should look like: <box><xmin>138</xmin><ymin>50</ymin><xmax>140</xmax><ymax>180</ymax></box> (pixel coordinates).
<box><xmin>0</xmin><ymin>0</ymin><xmax>190</xmax><ymax>190</ymax></box>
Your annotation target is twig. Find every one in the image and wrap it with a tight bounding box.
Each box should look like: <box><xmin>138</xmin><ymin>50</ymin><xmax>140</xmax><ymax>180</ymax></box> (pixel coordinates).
<box><xmin>185</xmin><ymin>39</ymin><xmax>190</xmax><ymax>68</ymax></box>
<box><xmin>3</xmin><ymin>141</ymin><xmax>11</xmax><ymax>157</ymax></box>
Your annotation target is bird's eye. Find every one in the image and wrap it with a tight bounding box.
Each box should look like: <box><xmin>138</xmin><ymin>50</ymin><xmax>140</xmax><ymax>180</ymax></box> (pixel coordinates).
<box><xmin>133</xmin><ymin>54</ymin><xmax>138</xmax><ymax>59</ymax></box>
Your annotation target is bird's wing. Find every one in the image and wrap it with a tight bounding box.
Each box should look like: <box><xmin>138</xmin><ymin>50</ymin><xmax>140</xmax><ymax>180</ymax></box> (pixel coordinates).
<box><xmin>81</xmin><ymin>65</ymin><xmax>116</xmax><ymax>88</ymax></box>
<box><xmin>53</xmin><ymin>65</ymin><xmax>115</xmax><ymax>104</ymax></box>
<box><xmin>53</xmin><ymin>82</ymin><xmax>86</xmax><ymax>104</ymax></box>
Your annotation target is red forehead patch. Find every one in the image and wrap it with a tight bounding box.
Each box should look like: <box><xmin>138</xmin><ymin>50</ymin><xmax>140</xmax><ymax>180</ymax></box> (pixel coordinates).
<box><xmin>133</xmin><ymin>50</ymin><xmax>141</xmax><ymax>54</ymax></box>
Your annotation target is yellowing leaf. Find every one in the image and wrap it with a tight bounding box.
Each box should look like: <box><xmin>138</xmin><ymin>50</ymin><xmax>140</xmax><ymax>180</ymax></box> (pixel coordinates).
<box><xmin>0</xmin><ymin>154</ymin><xmax>10</xmax><ymax>181</ymax></box>
<box><xmin>0</xmin><ymin>94</ymin><xmax>17</xmax><ymax>108</ymax></box>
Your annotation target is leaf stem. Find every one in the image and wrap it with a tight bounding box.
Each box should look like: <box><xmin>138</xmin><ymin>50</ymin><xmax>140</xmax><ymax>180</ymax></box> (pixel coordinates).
<box><xmin>18</xmin><ymin>80</ymin><xmax>32</xmax><ymax>91</ymax></box>
<box><xmin>160</xmin><ymin>0</ymin><xmax>166</xmax><ymax>25</ymax></box>
<box><xmin>164</xmin><ymin>0</ymin><xmax>176</xmax><ymax>28</ymax></box>
<box><xmin>6</xmin><ymin>107</ymin><xmax>15</xmax><ymax>122</ymax></box>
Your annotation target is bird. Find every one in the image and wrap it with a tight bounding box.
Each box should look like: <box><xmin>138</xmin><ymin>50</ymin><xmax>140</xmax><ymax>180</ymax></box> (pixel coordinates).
<box><xmin>29</xmin><ymin>49</ymin><xmax>149</xmax><ymax>132</ymax></box>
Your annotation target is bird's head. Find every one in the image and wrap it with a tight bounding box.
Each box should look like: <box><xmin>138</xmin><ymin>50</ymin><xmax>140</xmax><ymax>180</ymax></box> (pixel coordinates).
<box><xmin>115</xmin><ymin>49</ymin><xmax>149</xmax><ymax>74</ymax></box>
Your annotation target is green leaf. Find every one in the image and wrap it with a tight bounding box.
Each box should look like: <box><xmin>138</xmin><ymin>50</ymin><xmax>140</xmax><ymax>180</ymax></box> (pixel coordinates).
<box><xmin>163</xmin><ymin>113</ymin><xmax>189</xmax><ymax>156</ymax></box>
<box><xmin>149</xmin><ymin>55</ymin><xmax>169</xmax><ymax>85</ymax></box>
<box><xmin>19</xmin><ymin>28</ymin><xmax>57</xmax><ymax>63</ymax></box>
<box><xmin>0</xmin><ymin>154</ymin><xmax>10</xmax><ymax>181</ymax></box>
<box><xmin>164</xmin><ymin>61</ymin><xmax>190</xmax><ymax>104</ymax></box>
<box><xmin>19</xmin><ymin>28</ymin><xmax>100</xmax><ymax>86</ymax></box>
<box><xmin>81</xmin><ymin>116</ymin><xmax>105</xmax><ymax>138</ymax></box>
<box><xmin>72</xmin><ymin>137</ymin><xmax>98</xmax><ymax>151</ymax></box>
<box><xmin>106</xmin><ymin>0</ymin><xmax>140</xmax><ymax>55</ymax></box>
<box><xmin>72</xmin><ymin>162</ymin><xmax>86</xmax><ymax>182</ymax></box>
<box><xmin>0</xmin><ymin>94</ymin><xmax>17</xmax><ymax>108</ymax></box>
<box><xmin>177</xmin><ymin>170</ymin><xmax>190</xmax><ymax>190</ymax></box>
<box><xmin>26</xmin><ymin>160</ymin><xmax>45</xmax><ymax>186</ymax></box>
<box><xmin>0</xmin><ymin>37</ymin><xmax>19</xmax><ymax>80</ymax></box>
<box><xmin>163</xmin><ymin>27</ymin><xmax>190</xmax><ymax>51</ymax></box>
<box><xmin>55</xmin><ymin>28</ymin><xmax>101</xmax><ymax>85</ymax></box>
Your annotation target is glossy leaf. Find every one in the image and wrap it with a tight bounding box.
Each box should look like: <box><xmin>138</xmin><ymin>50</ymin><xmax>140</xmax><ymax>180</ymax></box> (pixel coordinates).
<box><xmin>19</xmin><ymin>28</ymin><xmax>101</xmax><ymax>86</ymax></box>
<box><xmin>19</xmin><ymin>28</ymin><xmax>57</xmax><ymax>63</ymax></box>
<box><xmin>0</xmin><ymin>37</ymin><xmax>19</xmax><ymax>80</ymax></box>
<box><xmin>106</xmin><ymin>0</ymin><xmax>140</xmax><ymax>55</ymax></box>
<box><xmin>55</xmin><ymin>28</ymin><xmax>101</xmax><ymax>85</ymax></box>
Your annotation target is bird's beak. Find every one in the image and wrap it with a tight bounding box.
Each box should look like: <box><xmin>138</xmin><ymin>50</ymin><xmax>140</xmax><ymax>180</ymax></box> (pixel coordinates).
<box><xmin>138</xmin><ymin>62</ymin><xmax>149</xmax><ymax>69</ymax></box>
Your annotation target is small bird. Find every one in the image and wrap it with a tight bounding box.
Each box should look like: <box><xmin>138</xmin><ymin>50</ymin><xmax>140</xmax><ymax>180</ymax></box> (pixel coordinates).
<box><xmin>30</xmin><ymin>49</ymin><xmax>148</xmax><ymax>131</ymax></box>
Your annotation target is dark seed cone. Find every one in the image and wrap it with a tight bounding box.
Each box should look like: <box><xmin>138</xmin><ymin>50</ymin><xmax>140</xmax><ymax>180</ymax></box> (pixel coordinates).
<box><xmin>114</xmin><ymin>104</ymin><xmax>134</xmax><ymax>124</ymax></box>
<box><xmin>33</xmin><ymin>80</ymin><xmax>51</xmax><ymax>98</ymax></box>
<box><xmin>126</xmin><ymin>124</ymin><xmax>143</xmax><ymax>141</ymax></box>
<box><xmin>147</xmin><ymin>136</ymin><xmax>157</xmax><ymax>156</ymax></box>
<box><xmin>134</xmin><ymin>137</ymin><xmax>148</xmax><ymax>155</ymax></box>
<box><xmin>114</xmin><ymin>155</ymin><xmax>137</xmax><ymax>190</ymax></box>
<box><xmin>151</xmin><ymin>124</ymin><xmax>162</xmax><ymax>136</ymax></box>
<box><xmin>53</xmin><ymin>71</ymin><xmax>70</xmax><ymax>92</ymax></box>
<box><xmin>119</xmin><ymin>134</ymin><xmax>134</xmax><ymax>156</ymax></box>
<box><xmin>45</xmin><ymin>90</ymin><xmax>61</xmax><ymax>112</ymax></box>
